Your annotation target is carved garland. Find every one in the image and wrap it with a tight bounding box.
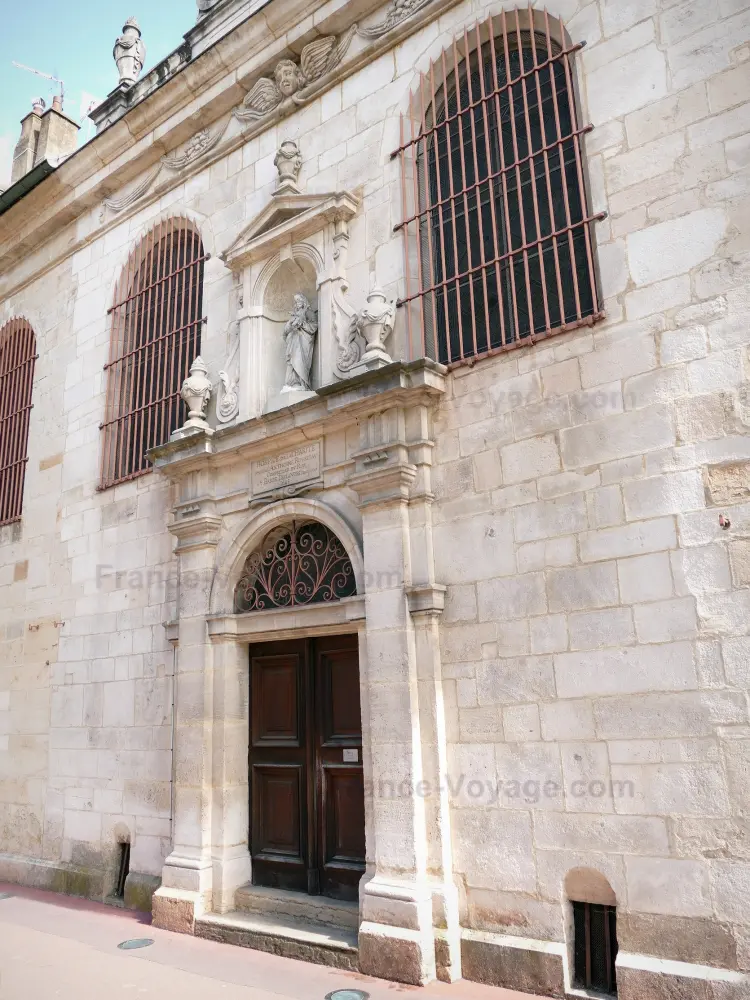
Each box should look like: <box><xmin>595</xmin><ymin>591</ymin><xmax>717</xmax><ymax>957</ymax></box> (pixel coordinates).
<box><xmin>234</xmin><ymin>521</ymin><xmax>357</xmax><ymax>612</ymax></box>
<box><xmin>100</xmin><ymin>0</ymin><xmax>436</xmax><ymax>217</ymax></box>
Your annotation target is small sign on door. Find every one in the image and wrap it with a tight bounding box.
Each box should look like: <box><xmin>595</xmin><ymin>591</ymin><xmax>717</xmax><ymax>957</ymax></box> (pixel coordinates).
<box><xmin>343</xmin><ymin>748</ymin><xmax>358</xmax><ymax>763</ymax></box>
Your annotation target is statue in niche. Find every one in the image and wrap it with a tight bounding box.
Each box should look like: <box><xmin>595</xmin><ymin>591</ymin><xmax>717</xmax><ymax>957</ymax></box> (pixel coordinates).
<box><xmin>282</xmin><ymin>294</ymin><xmax>318</xmax><ymax>392</ymax></box>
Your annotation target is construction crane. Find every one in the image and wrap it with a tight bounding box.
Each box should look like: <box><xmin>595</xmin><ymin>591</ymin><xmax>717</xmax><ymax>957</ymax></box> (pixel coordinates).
<box><xmin>12</xmin><ymin>62</ymin><xmax>65</xmax><ymax>106</ymax></box>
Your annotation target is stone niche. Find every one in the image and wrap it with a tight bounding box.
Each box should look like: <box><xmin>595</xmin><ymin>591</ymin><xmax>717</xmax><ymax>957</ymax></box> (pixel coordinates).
<box><xmin>220</xmin><ymin>139</ymin><xmax>361</xmax><ymax>419</ymax></box>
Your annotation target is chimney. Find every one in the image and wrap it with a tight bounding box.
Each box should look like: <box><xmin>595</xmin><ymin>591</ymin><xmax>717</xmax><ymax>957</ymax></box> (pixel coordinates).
<box><xmin>11</xmin><ymin>98</ymin><xmax>46</xmax><ymax>184</ymax></box>
<box><xmin>33</xmin><ymin>95</ymin><xmax>80</xmax><ymax>169</ymax></box>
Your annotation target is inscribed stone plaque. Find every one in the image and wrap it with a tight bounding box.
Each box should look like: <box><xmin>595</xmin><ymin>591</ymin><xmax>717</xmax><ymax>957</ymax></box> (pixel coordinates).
<box><xmin>252</xmin><ymin>442</ymin><xmax>321</xmax><ymax>495</ymax></box>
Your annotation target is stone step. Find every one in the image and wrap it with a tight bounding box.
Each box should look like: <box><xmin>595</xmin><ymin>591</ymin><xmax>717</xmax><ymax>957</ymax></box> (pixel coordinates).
<box><xmin>195</xmin><ymin>909</ymin><xmax>358</xmax><ymax>971</ymax></box>
<box><xmin>234</xmin><ymin>883</ymin><xmax>359</xmax><ymax>930</ymax></box>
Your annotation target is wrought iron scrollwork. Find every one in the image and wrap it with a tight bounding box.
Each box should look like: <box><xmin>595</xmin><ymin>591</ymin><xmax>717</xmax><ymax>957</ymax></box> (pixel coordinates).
<box><xmin>234</xmin><ymin>520</ymin><xmax>356</xmax><ymax>612</ymax></box>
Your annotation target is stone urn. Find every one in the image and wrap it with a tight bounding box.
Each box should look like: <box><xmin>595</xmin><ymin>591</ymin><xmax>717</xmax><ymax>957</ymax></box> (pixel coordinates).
<box><xmin>179</xmin><ymin>356</ymin><xmax>213</xmax><ymax>431</ymax></box>
<box><xmin>274</xmin><ymin>140</ymin><xmax>302</xmax><ymax>194</ymax></box>
<box><xmin>357</xmin><ymin>287</ymin><xmax>396</xmax><ymax>365</ymax></box>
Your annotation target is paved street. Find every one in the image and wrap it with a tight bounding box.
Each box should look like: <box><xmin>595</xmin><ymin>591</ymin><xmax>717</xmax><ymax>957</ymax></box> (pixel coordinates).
<box><xmin>0</xmin><ymin>884</ymin><xmax>547</xmax><ymax>1000</ymax></box>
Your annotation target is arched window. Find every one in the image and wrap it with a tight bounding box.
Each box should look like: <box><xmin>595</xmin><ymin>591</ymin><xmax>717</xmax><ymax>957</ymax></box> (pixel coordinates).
<box><xmin>396</xmin><ymin>9</ymin><xmax>603</xmax><ymax>365</ymax></box>
<box><xmin>234</xmin><ymin>521</ymin><xmax>357</xmax><ymax>612</ymax></box>
<box><xmin>0</xmin><ymin>318</ymin><xmax>37</xmax><ymax>526</ymax></box>
<box><xmin>100</xmin><ymin>217</ymin><xmax>206</xmax><ymax>489</ymax></box>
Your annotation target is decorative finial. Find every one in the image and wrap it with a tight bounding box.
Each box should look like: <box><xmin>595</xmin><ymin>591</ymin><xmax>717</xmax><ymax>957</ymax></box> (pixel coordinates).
<box><xmin>113</xmin><ymin>17</ymin><xmax>146</xmax><ymax>87</ymax></box>
<box><xmin>355</xmin><ymin>286</ymin><xmax>396</xmax><ymax>367</ymax></box>
<box><xmin>178</xmin><ymin>356</ymin><xmax>213</xmax><ymax>433</ymax></box>
<box><xmin>274</xmin><ymin>140</ymin><xmax>302</xmax><ymax>195</ymax></box>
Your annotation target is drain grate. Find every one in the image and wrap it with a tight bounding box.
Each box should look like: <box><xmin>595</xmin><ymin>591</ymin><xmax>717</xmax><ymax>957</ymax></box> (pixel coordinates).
<box><xmin>325</xmin><ymin>992</ymin><xmax>371</xmax><ymax>1000</ymax></box>
<box><xmin>117</xmin><ymin>938</ymin><xmax>154</xmax><ymax>950</ymax></box>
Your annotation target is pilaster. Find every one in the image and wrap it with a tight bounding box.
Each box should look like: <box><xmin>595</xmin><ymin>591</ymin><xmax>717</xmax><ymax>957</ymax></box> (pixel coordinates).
<box><xmin>153</xmin><ymin>507</ymin><xmax>222</xmax><ymax>933</ymax></box>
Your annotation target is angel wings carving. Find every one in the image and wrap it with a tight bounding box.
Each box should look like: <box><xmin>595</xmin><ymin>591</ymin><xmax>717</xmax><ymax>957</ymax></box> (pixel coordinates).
<box><xmin>234</xmin><ymin>27</ymin><xmax>357</xmax><ymax>122</ymax></box>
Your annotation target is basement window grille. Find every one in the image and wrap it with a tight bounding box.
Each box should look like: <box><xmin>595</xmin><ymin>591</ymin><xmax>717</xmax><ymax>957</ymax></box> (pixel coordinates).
<box><xmin>394</xmin><ymin>6</ymin><xmax>604</xmax><ymax>367</ymax></box>
<box><xmin>0</xmin><ymin>318</ymin><xmax>38</xmax><ymax>527</ymax></box>
<box><xmin>573</xmin><ymin>900</ymin><xmax>618</xmax><ymax>996</ymax></box>
<box><xmin>115</xmin><ymin>841</ymin><xmax>131</xmax><ymax>899</ymax></box>
<box><xmin>100</xmin><ymin>217</ymin><xmax>206</xmax><ymax>490</ymax></box>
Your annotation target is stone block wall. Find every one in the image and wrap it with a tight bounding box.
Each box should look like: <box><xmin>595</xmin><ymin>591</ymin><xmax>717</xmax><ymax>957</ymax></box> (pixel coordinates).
<box><xmin>0</xmin><ymin>0</ymin><xmax>747</xmax><ymax>980</ymax></box>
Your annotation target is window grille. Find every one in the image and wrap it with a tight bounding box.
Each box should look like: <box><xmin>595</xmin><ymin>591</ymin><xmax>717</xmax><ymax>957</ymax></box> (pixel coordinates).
<box><xmin>572</xmin><ymin>901</ymin><xmax>618</xmax><ymax>995</ymax></box>
<box><xmin>100</xmin><ymin>217</ymin><xmax>207</xmax><ymax>489</ymax></box>
<box><xmin>0</xmin><ymin>318</ymin><xmax>37</xmax><ymax>527</ymax></box>
<box><xmin>394</xmin><ymin>8</ymin><xmax>604</xmax><ymax>366</ymax></box>
<box><xmin>234</xmin><ymin>521</ymin><xmax>357</xmax><ymax>613</ymax></box>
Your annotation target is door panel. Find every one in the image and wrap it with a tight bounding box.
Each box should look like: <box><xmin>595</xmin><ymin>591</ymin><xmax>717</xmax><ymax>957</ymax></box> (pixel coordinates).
<box><xmin>249</xmin><ymin>635</ymin><xmax>365</xmax><ymax>899</ymax></box>
<box><xmin>323</xmin><ymin>767</ymin><xmax>366</xmax><ymax>863</ymax></box>
<box><xmin>249</xmin><ymin>642</ymin><xmax>311</xmax><ymax>892</ymax></box>
<box><xmin>253</xmin><ymin>764</ymin><xmax>303</xmax><ymax>857</ymax></box>
<box><xmin>316</xmin><ymin>635</ymin><xmax>365</xmax><ymax>900</ymax></box>
<box><xmin>252</xmin><ymin>655</ymin><xmax>300</xmax><ymax>746</ymax></box>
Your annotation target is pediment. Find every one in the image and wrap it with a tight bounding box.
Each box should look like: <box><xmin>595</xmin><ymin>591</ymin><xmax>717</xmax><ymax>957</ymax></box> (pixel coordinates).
<box><xmin>220</xmin><ymin>190</ymin><xmax>359</xmax><ymax>271</ymax></box>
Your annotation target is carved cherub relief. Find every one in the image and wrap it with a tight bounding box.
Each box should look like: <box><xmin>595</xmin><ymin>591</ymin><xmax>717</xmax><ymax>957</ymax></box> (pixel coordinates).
<box><xmin>234</xmin><ymin>28</ymin><xmax>357</xmax><ymax>122</ymax></box>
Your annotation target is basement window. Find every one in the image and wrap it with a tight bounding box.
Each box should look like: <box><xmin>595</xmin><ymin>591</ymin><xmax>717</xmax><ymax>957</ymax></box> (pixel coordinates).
<box><xmin>115</xmin><ymin>841</ymin><xmax>131</xmax><ymax>899</ymax></box>
<box><xmin>572</xmin><ymin>900</ymin><xmax>618</xmax><ymax>995</ymax></box>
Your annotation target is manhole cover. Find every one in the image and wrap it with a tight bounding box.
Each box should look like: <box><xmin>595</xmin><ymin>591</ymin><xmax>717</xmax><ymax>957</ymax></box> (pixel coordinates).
<box><xmin>117</xmin><ymin>938</ymin><xmax>155</xmax><ymax>950</ymax></box>
<box><xmin>325</xmin><ymin>992</ymin><xmax>370</xmax><ymax>1000</ymax></box>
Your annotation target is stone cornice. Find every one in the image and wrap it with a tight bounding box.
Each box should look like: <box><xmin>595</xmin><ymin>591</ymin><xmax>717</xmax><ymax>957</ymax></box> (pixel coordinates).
<box><xmin>406</xmin><ymin>584</ymin><xmax>446</xmax><ymax>616</ymax></box>
<box><xmin>169</xmin><ymin>512</ymin><xmax>223</xmax><ymax>550</ymax></box>
<box><xmin>0</xmin><ymin>0</ymin><xmax>462</xmax><ymax>297</ymax></box>
<box><xmin>207</xmin><ymin>595</ymin><xmax>366</xmax><ymax>642</ymax></box>
<box><xmin>148</xmin><ymin>359</ymin><xmax>446</xmax><ymax>481</ymax></box>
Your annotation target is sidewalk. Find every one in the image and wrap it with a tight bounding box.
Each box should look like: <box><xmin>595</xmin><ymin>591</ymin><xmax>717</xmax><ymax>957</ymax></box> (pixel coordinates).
<box><xmin>0</xmin><ymin>883</ymin><xmax>550</xmax><ymax>1000</ymax></box>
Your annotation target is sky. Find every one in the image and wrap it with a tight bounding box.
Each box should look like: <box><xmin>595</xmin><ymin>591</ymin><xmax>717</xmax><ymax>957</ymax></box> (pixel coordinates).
<box><xmin>1</xmin><ymin>1</ymin><xmax>197</xmax><ymax>188</ymax></box>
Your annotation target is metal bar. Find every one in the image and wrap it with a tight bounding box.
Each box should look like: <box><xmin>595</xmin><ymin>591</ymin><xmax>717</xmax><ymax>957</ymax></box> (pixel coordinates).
<box><xmin>562</xmin><ymin>43</ymin><xmax>601</xmax><ymax>317</ymax></box>
<box><xmin>394</xmin><ymin>120</ymin><xmax>595</xmax><ymax>232</ymax></box>
<box><xmin>100</xmin><ymin>219</ymin><xmax>206</xmax><ymax>490</ymax></box>
<box><xmin>474</xmin><ymin>20</ymin><xmax>507</xmax><ymax>349</ymax></box>
<box><xmin>391</xmin><ymin>38</ymin><xmax>585</xmax><ymax>158</ymax></box>
<box><xmin>451</xmin><ymin>32</ymin><xmax>476</xmax><ymax>360</ymax></box>
<box><xmin>398</xmin><ymin>112</ymin><xmax>414</xmax><ymax>360</ymax></box>
<box><xmin>0</xmin><ymin>319</ymin><xmax>36</xmax><ymax>524</ymax></box>
<box><xmin>418</xmin><ymin>70</ymin><xmax>440</xmax><ymax>360</ymax></box>
<box><xmin>546</xmin><ymin>23</ymin><xmax>582</xmax><ymax>320</ymax></box>
<box><xmin>107</xmin><ymin>250</ymin><xmax>210</xmax><ymax>314</ymax></box>
<box><xmin>538</xmin><ymin>10</ymin><xmax>567</xmax><ymax>329</ymax></box>
<box><xmin>488</xmin><ymin>18</ymin><xmax>522</xmax><ymax>345</ymax></box>
<box><xmin>425</xmin><ymin>56</ymin><xmax>458</xmax><ymax>353</ymax></box>
<box><xmin>399</xmin><ymin>209</ymin><xmax>602</xmax><ymax>304</ymax></box>
<box><xmin>517</xmin><ymin>4</ymin><xmax>551</xmax><ymax>332</ymax></box>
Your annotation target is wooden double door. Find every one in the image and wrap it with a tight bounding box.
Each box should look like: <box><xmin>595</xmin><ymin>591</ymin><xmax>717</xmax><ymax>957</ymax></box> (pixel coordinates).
<box><xmin>249</xmin><ymin>635</ymin><xmax>366</xmax><ymax>901</ymax></box>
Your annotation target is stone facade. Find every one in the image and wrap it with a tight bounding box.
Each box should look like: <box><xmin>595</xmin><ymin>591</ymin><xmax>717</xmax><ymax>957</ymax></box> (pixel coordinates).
<box><xmin>0</xmin><ymin>0</ymin><xmax>749</xmax><ymax>997</ymax></box>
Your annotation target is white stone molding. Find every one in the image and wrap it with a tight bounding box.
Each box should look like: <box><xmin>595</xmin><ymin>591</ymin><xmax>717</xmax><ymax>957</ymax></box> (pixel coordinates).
<box><xmin>207</xmin><ymin>595</ymin><xmax>366</xmax><ymax>643</ymax></box>
<box><xmin>358</xmin><ymin>0</ymin><xmax>434</xmax><ymax>38</ymax></box>
<box><xmin>233</xmin><ymin>28</ymin><xmax>357</xmax><ymax>126</ymax></box>
<box><xmin>102</xmin><ymin>165</ymin><xmax>162</xmax><ymax>214</ymax></box>
<box><xmin>209</xmin><ymin>496</ymin><xmax>366</xmax><ymax>616</ymax></box>
<box><xmin>161</xmin><ymin>118</ymin><xmax>232</xmax><ymax>170</ymax></box>
<box><xmin>221</xmin><ymin>187</ymin><xmax>358</xmax><ymax>417</ymax></box>
<box><xmin>222</xmin><ymin>192</ymin><xmax>358</xmax><ymax>272</ymax></box>
<box><xmin>216</xmin><ymin>319</ymin><xmax>240</xmax><ymax>424</ymax></box>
